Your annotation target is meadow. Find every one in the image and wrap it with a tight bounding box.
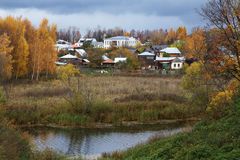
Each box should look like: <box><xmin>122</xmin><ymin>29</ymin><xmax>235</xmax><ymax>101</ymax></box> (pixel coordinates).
<box><xmin>2</xmin><ymin>76</ymin><xmax>202</xmax><ymax>127</ymax></box>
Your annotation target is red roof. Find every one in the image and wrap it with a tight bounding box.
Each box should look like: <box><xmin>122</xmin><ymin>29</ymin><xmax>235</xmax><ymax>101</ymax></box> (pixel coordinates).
<box><xmin>102</xmin><ymin>59</ymin><xmax>115</xmax><ymax>64</ymax></box>
<box><xmin>72</xmin><ymin>44</ymin><xmax>78</xmax><ymax>48</ymax></box>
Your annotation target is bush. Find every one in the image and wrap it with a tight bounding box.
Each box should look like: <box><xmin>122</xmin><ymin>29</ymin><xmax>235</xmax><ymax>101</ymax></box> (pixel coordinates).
<box><xmin>49</xmin><ymin>113</ymin><xmax>88</xmax><ymax>126</ymax></box>
<box><xmin>31</xmin><ymin>149</ymin><xmax>67</xmax><ymax>160</ymax></box>
<box><xmin>0</xmin><ymin>87</ymin><xmax>6</xmax><ymax>104</ymax></box>
<box><xmin>0</xmin><ymin>126</ymin><xmax>31</xmax><ymax>160</ymax></box>
<box><xmin>207</xmin><ymin>80</ymin><xmax>240</xmax><ymax>118</ymax></box>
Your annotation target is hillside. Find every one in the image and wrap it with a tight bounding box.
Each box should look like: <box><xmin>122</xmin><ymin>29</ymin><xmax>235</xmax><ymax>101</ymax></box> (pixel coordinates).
<box><xmin>102</xmin><ymin>99</ymin><xmax>240</xmax><ymax>160</ymax></box>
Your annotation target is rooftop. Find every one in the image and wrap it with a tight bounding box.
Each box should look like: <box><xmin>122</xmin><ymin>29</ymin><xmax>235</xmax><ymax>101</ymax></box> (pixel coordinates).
<box><xmin>138</xmin><ymin>51</ymin><xmax>155</xmax><ymax>56</ymax></box>
<box><xmin>155</xmin><ymin>56</ymin><xmax>185</xmax><ymax>62</ymax></box>
<box><xmin>60</xmin><ymin>54</ymin><xmax>78</xmax><ymax>59</ymax></box>
<box><xmin>105</xmin><ymin>36</ymin><xmax>136</xmax><ymax>41</ymax></box>
<box><xmin>102</xmin><ymin>59</ymin><xmax>115</xmax><ymax>64</ymax></box>
<box><xmin>160</xmin><ymin>47</ymin><xmax>181</xmax><ymax>54</ymax></box>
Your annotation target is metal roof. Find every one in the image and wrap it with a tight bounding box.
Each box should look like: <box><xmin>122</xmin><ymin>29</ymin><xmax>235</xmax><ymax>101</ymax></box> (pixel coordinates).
<box><xmin>160</xmin><ymin>47</ymin><xmax>181</xmax><ymax>54</ymax></box>
<box><xmin>60</xmin><ymin>54</ymin><xmax>78</xmax><ymax>59</ymax></box>
<box><xmin>105</xmin><ymin>36</ymin><xmax>136</xmax><ymax>41</ymax></box>
<box><xmin>138</xmin><ymin>52</ymin><xmax>155</xmax><ymax>56</ymax></box>
<box><xmin>155</xmin><ymin>56</ymin><xmax>185</xmax><ymax>62</ymax></box>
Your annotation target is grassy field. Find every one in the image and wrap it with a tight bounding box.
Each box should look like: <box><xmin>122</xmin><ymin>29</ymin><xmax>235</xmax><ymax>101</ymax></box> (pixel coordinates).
<box><xmin>2</xmin><ymin>76</ymin><xmax>203</xmax><ymax>126</ymax></box>
<box><xmin>101</xmin><ymin>98</ymin><xmax>240</xmax><ymax>160</ymax></box>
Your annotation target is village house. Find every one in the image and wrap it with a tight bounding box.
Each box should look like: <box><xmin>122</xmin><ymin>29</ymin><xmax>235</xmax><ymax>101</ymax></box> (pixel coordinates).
<box><xmin>155</xmin><ymin>56</ymin><xmax>185</xmax><ymax>70</ymax></box>
<box><xmin>101</xmin><ymin>59</ymin><xmax>115</xmax><ymax>68</ymax></box>
<box><xmin>104</xmin><ymin>36</ymin><xmax>139</xmax><ymax>48</ymax></box>
<box><xmin>138</xmin><ymin>51</ymin><xmax>155</xmax><ymax>68</ymax></box>
<box><xmin>138</xmin><ymin>46</ymin><xmax>185</xmax><ymax>70</ymax></box>
<box><xmin>159</xmin><ymin>47</ymin><xmax>181</xmax><ymax>57</ymax></box>
<box><xmin>149</xmin><ymin>45</ymin><xmax>168</xmax><ymax>55</ymax></box>
<box><xmin>153</xmin><ymin>47</ymin><xmax>184</xmax><ymax>70</ymax></box>
<box><xmin>74</xmin><ymin>38</ymin><xmax>97</xmax><ymax>47</ymax></box>
<box><xmin>74</xmin><ymin>38</ymin><xmax>104</xmax><ymax>48</ymax></box>
<box><xmin>171</xmin><ymin>57</ymin><xmax>184</xmax><ymax>69</ymax></box>
<box><xmin>55</xmin><ymin>40</ymin><xmax>72</xmax><ymax>51</ymax></box>
<box><xmin>57</xmin><ymin>52</ymin><xmax>90</xmax><ymax>66</ymax></box>
<box><xmin>59</xmin><ymin>54</ymin><xmax>80</xmax><ymax>65</ymax></box>
<box><xmin>114</xmin><ymin>57</ymin><xmax>127</xmax><ymax>63</ymax></box>
<box><xmin>75</xmin><ymin>49</ymin><xmax>88</xmax><ymax>58</ymax></box>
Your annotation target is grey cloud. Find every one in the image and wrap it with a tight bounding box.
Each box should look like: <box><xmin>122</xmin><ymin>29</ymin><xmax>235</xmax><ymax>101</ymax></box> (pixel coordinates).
<box><xmin>0</xmin><ymin>0</ymin><xmax>208</xmax><ymax>31</ymax></box>
<box><xmin>0</xmin><ymin>0</ymin><xmax>207</xmax><ymax>16</ymax></box>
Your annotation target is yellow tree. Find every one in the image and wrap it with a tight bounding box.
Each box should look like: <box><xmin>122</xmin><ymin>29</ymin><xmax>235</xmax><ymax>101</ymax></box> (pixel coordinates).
<box><xmin>0</xmin><ymin>33</ymin><xmax>13</xmax><ymax>100</ymax></box>
<box><xmin>36</xmin><ymin>19</ymin><xmax>57</xmax><ymax>80</ymax></box>
<box><xmin>46</xmin><ymin>24</ymin><xmax>57</xmax><ymax>77</ymax></box>
<box><xmin>0</xmin><ymin>16</ymin><xmax>29</xmax><ymax>79</ymax></box>
<box><xmin>176</xmin><ymin>26</ymin><xmax>187</xmax><ymax>40</ymax></box>
<box><xmin>184</xmin><ymin>28</ymin><xmax>207</xmax><ymax>59</ymax></box>
<box><xmin>23</xmin><ymin>19</ymin><xmax>39</xmax><ymax>80</ymax></box>
<box><xmin>150</xmin><ymin>29</ymin><xmax>166</xmax><ymax>45</ymax></box>
<box><xmin>14</xmin><ymin>33</ymin><xmax>29</xmax><ymax>79</ymax></box>
<box><xmin>0</xmin><ymin>33</ymin><xmax>13</xmax><ymax>81</ymax></box>
<box><xmin>165</xmin><ymin>28</ymin><xmax>177</xmax><ymax>44</ymax></box>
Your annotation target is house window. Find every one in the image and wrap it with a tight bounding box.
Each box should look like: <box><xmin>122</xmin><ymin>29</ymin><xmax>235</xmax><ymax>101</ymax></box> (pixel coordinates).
<box><xmin>178</xmin><ymin>64</ymin><xmax>180</xmax><ymax>68</ymax></box>
<box><xmin>174</xmin><ymin>64</ymin><xmax>176</xmax><ymax>68</ymax></box>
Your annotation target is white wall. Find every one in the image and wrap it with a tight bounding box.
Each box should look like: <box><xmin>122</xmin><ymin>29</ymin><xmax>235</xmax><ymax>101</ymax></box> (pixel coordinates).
<box><xmin>104</xmin><ymin>38</ymin><xmax>137</xmax><ymax>48</ymax></box>
<box><xmin>171</xmin><ymin>62</ymin><xmax>183</xmax><ymax>69</ymax></box>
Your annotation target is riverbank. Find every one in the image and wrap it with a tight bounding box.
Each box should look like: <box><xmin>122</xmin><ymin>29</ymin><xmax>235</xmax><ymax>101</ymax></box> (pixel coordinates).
<box><xmin>2</xmin><ymin>76</ymin><xmax>205</xmax><ymax>127</ymax></box>
<box><xmin>101</xmin><ymin>99</ymin><xmax>240</xmax><ymax>160</ymax></box>
<box><xmin>18</xmin><ymin>117</ymin><xmax>200</xmax><ymax>129</ymax></box>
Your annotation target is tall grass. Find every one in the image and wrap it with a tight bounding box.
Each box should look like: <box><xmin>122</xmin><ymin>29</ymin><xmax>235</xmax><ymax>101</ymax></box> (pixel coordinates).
<box><xmin>2</xmin><ymin>76</ymin><xmax>203</xmax><ymax>126</ymax></box>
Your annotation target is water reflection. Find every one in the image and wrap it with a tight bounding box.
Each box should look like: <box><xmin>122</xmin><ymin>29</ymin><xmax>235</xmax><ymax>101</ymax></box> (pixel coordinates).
<box><xmin>26</xmin><ymin>123</ymin><xmax>191</xmax><ymax>156</ymax></box>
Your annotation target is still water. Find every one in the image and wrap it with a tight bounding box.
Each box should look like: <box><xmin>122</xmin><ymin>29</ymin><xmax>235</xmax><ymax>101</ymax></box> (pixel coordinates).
<box><xmin>25</xmin><ymin>123</ymin><xmax>191</xmax><ymax>157</ymax></box>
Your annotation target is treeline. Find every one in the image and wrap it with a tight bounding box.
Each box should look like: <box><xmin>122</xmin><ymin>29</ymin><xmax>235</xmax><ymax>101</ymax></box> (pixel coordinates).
<box><xmin>85</xmin><ymin>26</ymin><xmax>187</xmax><ymax>44</ymax></box>
<box><xmin>57</xmin><ymin>26</ymin><xmax>187</xmax><ymax>44</ymax></box>
<box><xmin>57</xmin><ymin>26</ymin><xmax>81</xmax><ymax>44</ymax></box>
<box><xmin>0</xmin><ymin>17</ymin><xmax>57</xmax><ymax>81</ymax></box>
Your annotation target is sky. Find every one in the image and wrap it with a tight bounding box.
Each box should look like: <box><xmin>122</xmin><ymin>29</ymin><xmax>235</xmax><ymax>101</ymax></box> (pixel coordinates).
<box><xmin>0</xmin><ymin>0</ymin><xmax>208</xmax><ymax>34</ymax></box>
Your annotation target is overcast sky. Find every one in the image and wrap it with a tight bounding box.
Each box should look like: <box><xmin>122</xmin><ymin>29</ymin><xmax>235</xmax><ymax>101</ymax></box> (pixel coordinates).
<box><xmin>0</xmin><ymin>0</ymin><xmax>208</xmax><ymax>34</ymax></box>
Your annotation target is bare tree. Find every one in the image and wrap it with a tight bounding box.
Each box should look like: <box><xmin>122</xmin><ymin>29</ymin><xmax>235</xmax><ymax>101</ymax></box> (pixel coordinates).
<box><xmin>57</xmin><ymin>27</ymin><xmax>81</xmax><ymax>43</ymax></box>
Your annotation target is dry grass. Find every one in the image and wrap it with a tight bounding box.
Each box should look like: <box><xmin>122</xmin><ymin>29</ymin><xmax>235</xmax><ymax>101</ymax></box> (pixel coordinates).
<box><xmin>8</xmin><ymin>76</ymin><xmax>182</xmax><ymax>106</ymax></box>
<box><xmin>2</xmin><ymin>76</ymin><xmax>201</xmax><ymax>126</ymax></box>
<box><xmin>70</xmin><ymin>76</ymin><xmax>182</xmax><ymax>102</ymax></box>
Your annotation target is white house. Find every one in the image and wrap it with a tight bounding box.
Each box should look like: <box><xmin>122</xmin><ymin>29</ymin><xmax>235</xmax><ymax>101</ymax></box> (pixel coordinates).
<box><xmin>55</xmin><ymin>40</ymin><xmax>72</xmax><ymax>51</ymax></box>
<box><xmin>104</xmin><ymin>36</ymin><xmax>139</xmax><ymax>48</ymax></box>
<box><xmin>114</xmin><ymin>57</ymin><xmax>127</xmax><ymax>63</ymax></box>
<box><xmin>74</xmin><ymin>38</ymin><xmax>97</xmax><ymax>47</ymax></box>
<box><xmin>155</xmin><ymin>56</ymin><xmax>185</xmax><ymax>70</ymax></box>
<box><xmin>74</xmin><ymin>38</ymin><xmax>104</xmax><ymax>48</ymax></box>
<box><xmin>171</xmin><ymin>57</ymin><xmax>184</xmax><ymax>69</ymax></box>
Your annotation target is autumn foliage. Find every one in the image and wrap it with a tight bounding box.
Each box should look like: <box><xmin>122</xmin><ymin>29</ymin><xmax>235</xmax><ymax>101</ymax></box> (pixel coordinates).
<box><xmin>0</xmin><ymin>16</ymin><xmax>57</xmax><ymax>81</ymax></box>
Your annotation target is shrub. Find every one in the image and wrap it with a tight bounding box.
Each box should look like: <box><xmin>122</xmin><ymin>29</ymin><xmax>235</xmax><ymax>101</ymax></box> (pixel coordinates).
<box><xmin>207</xmin><ymin>80</ymin><xmax>240</xmax><ymax>118</ymax></box>
<box><xmin>0</xmin><ymin>126</ymin><xmax>31</xmax><ymax>160</ymax></box>
<box><xmin>0</xmin><ymin>87</ymin><xmax>6</xmax><ymax>104</ymax></box>
<box><xmin>31</xmin><ymin>149</ymin><xmax>67</xmax><ymax>160</ymax></box>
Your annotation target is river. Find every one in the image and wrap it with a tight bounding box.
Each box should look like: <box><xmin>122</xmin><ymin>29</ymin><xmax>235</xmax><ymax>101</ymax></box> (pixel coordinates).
<box><xmin>24</xmin><ymin>122</ymin><xmax>192</xmax><ymax>159</ymax></box>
